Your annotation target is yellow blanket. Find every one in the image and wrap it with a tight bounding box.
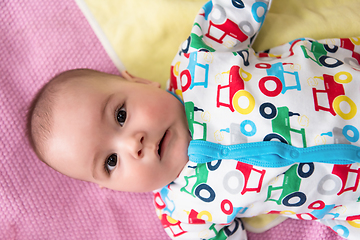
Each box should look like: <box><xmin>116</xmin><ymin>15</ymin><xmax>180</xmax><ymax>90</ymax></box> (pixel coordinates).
<box><xmin>79</xmin><ymin>0</ymin><xmax>360</xmax><ymax>87</ymax></box>
<box><xmin>76</xmin><ymin>0</ymin><xmax>360</xmax><ymax>233</ymax></box>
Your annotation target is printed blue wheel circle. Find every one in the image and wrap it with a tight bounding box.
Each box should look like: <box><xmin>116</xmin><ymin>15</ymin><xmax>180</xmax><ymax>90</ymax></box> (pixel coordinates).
<box><xmin>342</xmin><ymin>125</ymin><xmax>359</xmax><ymax>143</ymax></box>
<box><xmin>259</xmin><ymin>102</ymin><xmax>277</xmax><ymax>119</ymax></box>
<box><xmin>207</xmin><ymin>160</ymin><xmax>222</xmax><ymax>171</ymax></box>
<box><xmin>240</xmin><ymin>120</ymin><xmax>256</xmax><ymax>137</ymax></box>
<box><xmin>319</xmin><ymin>56</ymin><xmax>343</xmax><ymax>68</ymax></box>
<box><xmin>251</xmin><ymin>1</ymin><xmax>267</xmax><ymax>23</ymax></box>
<box><xmin>263</xmin><ymin>133</ymin><xmax>288</xmax><ymax>144</ymax></box>
<box><xmin>195</xmin><ymin>183</ymin><xmax>216</xmax><ymax>202</ymax></box>
<box><xmin>333</xmin><ymin>225</ymin><xmax>350</xmax><ymax>238</ymax></box>
<box><xmin>297</xmin><ymin>163</ymin><xmax>314</xmax><ymax>178</ymax></box>
<box><xmin>282</xmin><ymin>192</ymin><xmax>306</xmax><ymax>207</ymax></box>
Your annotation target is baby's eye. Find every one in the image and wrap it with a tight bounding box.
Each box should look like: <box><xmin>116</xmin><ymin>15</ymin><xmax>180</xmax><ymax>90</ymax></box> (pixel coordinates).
<box><xmin>105</xmin><ymin>153</ymin><xmax>117</xmax><ymax>173</ymax></box>
<box><xmin>116</xmin><ymin>106</ymin><xmax>126</xmax><ymax>126</ymax></box>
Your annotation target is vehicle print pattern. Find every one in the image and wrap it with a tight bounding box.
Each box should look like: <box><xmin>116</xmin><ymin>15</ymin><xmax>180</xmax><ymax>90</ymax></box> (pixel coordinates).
<box><xmin>154</xmin><ymin>0</ymin><xmax>360</xmax><ymax>239</ymax></box>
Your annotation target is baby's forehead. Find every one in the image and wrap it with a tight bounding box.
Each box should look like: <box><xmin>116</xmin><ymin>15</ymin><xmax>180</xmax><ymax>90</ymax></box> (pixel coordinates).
<box><xmin>65</xmin><ymin>74</ymin><xmax>104</xmax><ymax>88</ymax></box>
<box><xmin>68</xmin><ymin>72</ymin><xmax>123</xmax><ymax>88</ymax></box>
<box><xmin>50</xmin><ymin>71</ymin><xmax>128</xmax><ymax>117</ymax></box>
<box><xmin>53</xmin><ymin>73</ymin><xmax>123</xmax><ymax>110</ymax></box>
<box><xmin>58</xmin><ymin>74</ymin><xmax>112</xmax><ymax>97</ymax></box>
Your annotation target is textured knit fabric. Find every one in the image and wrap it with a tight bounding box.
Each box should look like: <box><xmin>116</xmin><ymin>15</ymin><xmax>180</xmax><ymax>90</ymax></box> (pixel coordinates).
<box><xmin>153</xmin><ymin>0</ymin><xmax>360</xmax><ymax>239</ymax></box>
<box><xmin>0</xmin><ymin>0</ymin><xmax>167</xmax><ymax>239</ymax></box>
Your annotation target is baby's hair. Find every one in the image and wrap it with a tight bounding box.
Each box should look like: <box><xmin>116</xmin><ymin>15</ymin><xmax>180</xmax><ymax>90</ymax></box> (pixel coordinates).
<box><xmin>27</xmin><ymin>69</ymin><xmax>99</xmax><ymax>162</ymax></box>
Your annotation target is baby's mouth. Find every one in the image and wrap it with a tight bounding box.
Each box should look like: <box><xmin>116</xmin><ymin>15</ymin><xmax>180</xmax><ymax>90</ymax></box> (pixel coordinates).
<box><xmin>157</xmin><ymin>130</ymin><xmax>169</xmax><ymax>159</ymax></box>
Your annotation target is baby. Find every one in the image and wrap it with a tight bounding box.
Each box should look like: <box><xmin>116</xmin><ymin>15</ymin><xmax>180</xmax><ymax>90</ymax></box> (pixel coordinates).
<box><xmin>29</xmin><ymin>69</ymin><xmax>191</xmax><ymax>192</ymax></box>
<box><xmin>29</xmin><ymin>0</ymin><xmax>360</xmax><ymax>239</ymax></box>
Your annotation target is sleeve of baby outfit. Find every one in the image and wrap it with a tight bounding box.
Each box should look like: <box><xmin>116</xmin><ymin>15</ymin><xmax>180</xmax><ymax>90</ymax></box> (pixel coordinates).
<box><xmin>181</xmin><ymin>0</ymin><xmax>272</xmax><ymax>54</ymax></box>
<box><xmin>168</xmin><ymin>0</ymin><xmax>272</xmax><ymax>102</ymax></box>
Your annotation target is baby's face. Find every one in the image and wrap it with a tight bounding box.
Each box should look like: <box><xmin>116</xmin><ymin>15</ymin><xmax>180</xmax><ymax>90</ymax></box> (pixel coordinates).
<box><xmin>45</xmin><ymin>72</ymin><xmax>191</xmax><ymax>192</ymax></box>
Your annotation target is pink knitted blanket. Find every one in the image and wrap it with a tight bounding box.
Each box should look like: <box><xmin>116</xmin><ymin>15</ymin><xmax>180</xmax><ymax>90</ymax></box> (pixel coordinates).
<box><xmin>0</xmin><ymin>0</ymin><xmax>343</xmax><ymax>239</ymax></box>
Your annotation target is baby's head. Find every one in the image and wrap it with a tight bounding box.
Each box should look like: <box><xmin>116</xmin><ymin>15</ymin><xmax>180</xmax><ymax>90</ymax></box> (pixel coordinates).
<box><xmin>29</xmin><ymin>69</ymin><xmax>191</xmax><ymax>192</ymax></box>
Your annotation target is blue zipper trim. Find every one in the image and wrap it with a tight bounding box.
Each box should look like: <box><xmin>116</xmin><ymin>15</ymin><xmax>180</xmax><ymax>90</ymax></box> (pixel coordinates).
<box><xmin>167</xmin><ymin>90</ymin><xmax>184</xmax><ymax>105</ymax></box>
<box><xmin>188</xmin><ymin>140</ymin><xmax>360</xmax><ymax>167</ymax></box>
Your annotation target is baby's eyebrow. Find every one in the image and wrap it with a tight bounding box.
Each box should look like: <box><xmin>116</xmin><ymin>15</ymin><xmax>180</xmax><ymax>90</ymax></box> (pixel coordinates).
<box><xmin>91</xmin><ymin>150</ymin><xmax>98</xmax><ymax>180</ymax></box>
<box><xmin>101</xmin><ymin>93</ymin><xmax>114</xmax><ymax>121</ymax></box>
<box><xmin>92</xmin><ymin>153</ymin><xmax>102</xmax><ymax>181</ymax></box>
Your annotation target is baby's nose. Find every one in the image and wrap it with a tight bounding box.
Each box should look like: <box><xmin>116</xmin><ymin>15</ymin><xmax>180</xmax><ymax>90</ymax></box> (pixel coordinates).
<box><xmin>128</xmin><ymin>132</ymin><xmax>144</xmax><ymax>159</ymax></box>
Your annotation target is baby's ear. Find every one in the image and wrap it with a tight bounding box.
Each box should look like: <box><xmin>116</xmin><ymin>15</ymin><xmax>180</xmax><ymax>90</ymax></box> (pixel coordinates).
<box><xmin>121</xmin><ymin>70</ymin><xmax>161</xmax><ymax>88</ymax></box>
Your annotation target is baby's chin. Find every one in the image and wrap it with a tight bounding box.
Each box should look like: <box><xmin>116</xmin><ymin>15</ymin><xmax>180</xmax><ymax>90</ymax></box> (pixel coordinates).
<box><xmin>148</xmin><ymin>169</ymin><xmax>184</xmax><ymax>192</ymax></box>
